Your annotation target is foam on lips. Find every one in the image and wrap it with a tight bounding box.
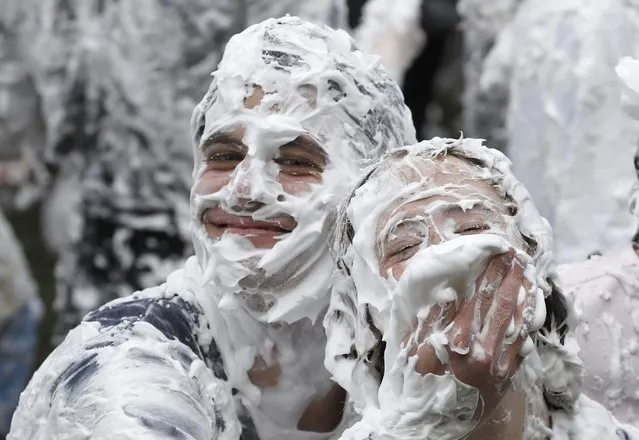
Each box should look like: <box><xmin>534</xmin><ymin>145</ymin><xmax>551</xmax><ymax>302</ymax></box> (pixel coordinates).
<box><xmin>203</xmin><ymin>207</ymin><xmax>297</xmax><ymax>234</ymax></box>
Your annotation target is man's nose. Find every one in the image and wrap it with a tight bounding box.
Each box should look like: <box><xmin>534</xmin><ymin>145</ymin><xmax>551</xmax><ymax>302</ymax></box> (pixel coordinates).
<box><xmin>227</xmin><ymin>157</ymin><xmax>255</xmax><ymax>198</ymax></box>
<box><xmin>226</xmin><ymin>156</ymin><xmax>275</xmax><ymax>204</ymax></box>
<box><xmin>230</xmin><ymin>199</ymin><xmax>265</xmax><ymax>213</ymax></box>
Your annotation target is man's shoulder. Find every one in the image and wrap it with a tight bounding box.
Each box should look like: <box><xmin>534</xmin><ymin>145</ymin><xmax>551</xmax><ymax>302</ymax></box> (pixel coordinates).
<box><xmin>83</xmin><ymin>263</ymin><xmax>207</xmax><ymax>355</ymax></box>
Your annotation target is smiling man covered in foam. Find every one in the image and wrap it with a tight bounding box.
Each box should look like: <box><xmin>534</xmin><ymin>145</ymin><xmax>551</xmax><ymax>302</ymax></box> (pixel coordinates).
<box><xmin>324</xmin><ymin>136</ymin><xmax>639</xmax><ymax>439</ymax></box>
<box><xmin>7</xmin><ymin>16</ymin><xmax>416</xmax><ymax>440</ymax></box>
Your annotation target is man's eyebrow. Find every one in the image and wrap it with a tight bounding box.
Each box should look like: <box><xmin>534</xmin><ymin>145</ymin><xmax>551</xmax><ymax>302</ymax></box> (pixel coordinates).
<box><xmin>280</xmin><ymin>136</ymin><xmax>328</xmax><ymax>162</ymax></box>
<box><xmin>201</xmin><ymin>132</ymin><xmax>245</xmax><ymax>150</ymax></box>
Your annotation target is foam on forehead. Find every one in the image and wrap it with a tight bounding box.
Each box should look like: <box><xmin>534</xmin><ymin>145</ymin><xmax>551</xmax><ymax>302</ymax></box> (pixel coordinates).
<box><xmin>190</xmin><ymin>15</ymin><xmax>416</xmax><ymax>169</ymax></box>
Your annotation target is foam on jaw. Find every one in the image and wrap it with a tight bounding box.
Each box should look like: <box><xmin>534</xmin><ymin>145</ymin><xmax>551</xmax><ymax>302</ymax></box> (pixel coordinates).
<box><xmin>325</xmin><ymin>137</ymin><xmax>579</xmax><ymax>437</ymax></box>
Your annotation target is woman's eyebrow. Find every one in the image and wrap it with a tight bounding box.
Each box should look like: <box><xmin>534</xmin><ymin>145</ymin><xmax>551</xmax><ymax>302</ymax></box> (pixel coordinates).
<box><xmin>380</xmin><ymin>212</ymin><xmax>427</xmax><ymax>240</ymax></box>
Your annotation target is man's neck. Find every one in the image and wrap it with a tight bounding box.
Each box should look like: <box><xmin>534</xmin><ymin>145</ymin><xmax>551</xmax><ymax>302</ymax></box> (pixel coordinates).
<box><xmin>246</xmin><ymin>318</ymin><xmax>346</xmax><ymax>433</ymax></box>
<box><xmin>297</xmin><ymin>384</ymin><xmax>347</xmax><ymax>432</ymax></box>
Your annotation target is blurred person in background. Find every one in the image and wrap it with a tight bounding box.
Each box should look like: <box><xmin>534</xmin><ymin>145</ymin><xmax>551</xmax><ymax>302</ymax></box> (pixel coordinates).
<box><xmin>0</xmin><ymin>209</ymin><xmax>41</xmax><ymax>438</ymax></box>
<box><xmin>0</xmin><ymin>0</ymin><xmax>347</xmax><ymax>347</ymax></box>
<box><xmin>556</xmin><ymin>56</ymin><xmax>639</xmax><ymax>427</ymax></box>
<box><xmin>457</xmin><ymin>0</ymin><xmax>521</xmax><ymax>152</ymax></box>
<box><xmin>461</xmin><ymin>0</ymin><xmax>639</xmax><ymax>263</ymax></box>
<box><xmin>347</xmin><ymin>0</ymin><xmax>460</xmax><ymax>140</ymax></box>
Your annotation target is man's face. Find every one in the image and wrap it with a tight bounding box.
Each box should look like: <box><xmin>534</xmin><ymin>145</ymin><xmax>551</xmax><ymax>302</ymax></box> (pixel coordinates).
<box><xmin>192</xmin><ymin>84</ymin><xmax>337</xmax><ymax>249</ymax></box>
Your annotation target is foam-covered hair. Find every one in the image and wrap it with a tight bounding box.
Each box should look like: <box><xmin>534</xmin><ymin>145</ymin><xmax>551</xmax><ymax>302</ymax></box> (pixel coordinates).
<box><xmin>191</xmin><ymin>15</ymin><xmax>416</xmax><ymax>170</ymax></box>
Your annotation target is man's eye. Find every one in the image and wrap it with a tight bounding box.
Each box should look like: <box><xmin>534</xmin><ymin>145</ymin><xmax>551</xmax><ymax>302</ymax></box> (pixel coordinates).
<box><xmin>277</xmin><ymin>158</ymin><xmax>317</xmax><ymax>167</ymax></box>
<box><xmin>203</xmin><ymin>146</ymin><xmax>245</xmax><ymax>171</ymax></box>
<box><xmin>207</xmin><ymin>152</ymin><xmax>244</xmax><ymax>162</ymax></box>
<box><xmin>455</xmin><ymin>223</ymin><xmax>490</xmax><ymax>234</ymax></box>
<box><xmin>275</xmin><ymin>157</ymin><xmax>322</xmax><ymax>175</ymax></box>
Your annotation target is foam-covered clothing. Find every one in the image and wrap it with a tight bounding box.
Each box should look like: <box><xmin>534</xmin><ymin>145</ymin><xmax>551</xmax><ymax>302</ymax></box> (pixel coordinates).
<box><xmin>5</xmin><ymin>258</ymin><xmax>424</xmax><ymax>440</ymax></box>
<box><xmin>560</xmin><ymin>247</ymin><xmax>639</xmax><ymax>426</ymax></box>
<box><xmin>550</xmin><ymin>394</ymin><xmax>639</xmax><ymax>440</ymax></box>
<box><xmin>11</xmin><ymin>266</ymin><xmax>639</xmax><ymax>439</ymax></box>
<box><xmin>470</xmin><ymin>0</ymin><xmax>639</xmax><ymax>262</ymax></box>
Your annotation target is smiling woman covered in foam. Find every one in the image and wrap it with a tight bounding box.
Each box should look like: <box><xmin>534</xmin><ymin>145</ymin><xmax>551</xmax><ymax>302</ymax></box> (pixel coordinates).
<box><xmin>324</xmin><ymin>137</ymin><xmax>639</xmax><ymax>439</ymax></box>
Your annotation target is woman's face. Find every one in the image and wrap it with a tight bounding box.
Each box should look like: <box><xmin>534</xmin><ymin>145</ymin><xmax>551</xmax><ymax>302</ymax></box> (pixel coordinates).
<box><xmin>376</xmin><ymin>155</ymin><xmax>525</xmax><ymax>279</ymax></box>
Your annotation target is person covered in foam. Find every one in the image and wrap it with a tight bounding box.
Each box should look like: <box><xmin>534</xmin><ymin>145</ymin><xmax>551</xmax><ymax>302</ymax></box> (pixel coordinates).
<box><xmin>324</xmin><ymin>136</ymin><xmax>639</xmax><ymax>439</ymax></box>
<box><xmin>7</xmin><ymin>16</ymin><xmax>416</xmax><ymax>440</ymax></box>
<box><xmin>465</xmin><ymin>0</ymin><xmax>639</xmax><ymax>263</ymax></box>
<box><xmin>553</xmin><ymin>56</ymin><xmax>639</xmax><ymax>427</ymax></box>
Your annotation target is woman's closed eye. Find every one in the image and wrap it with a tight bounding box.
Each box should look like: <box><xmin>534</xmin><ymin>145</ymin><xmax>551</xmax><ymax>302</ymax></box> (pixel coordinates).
<box><xmin>384</xmin><ymin>237</ymin><xmax>422</xmax><ymax>261</ymax></box>
<box><xmin>454</xmin><ymin>222</ymin><xmax>490</xmax><ymax>235</ymax></box>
